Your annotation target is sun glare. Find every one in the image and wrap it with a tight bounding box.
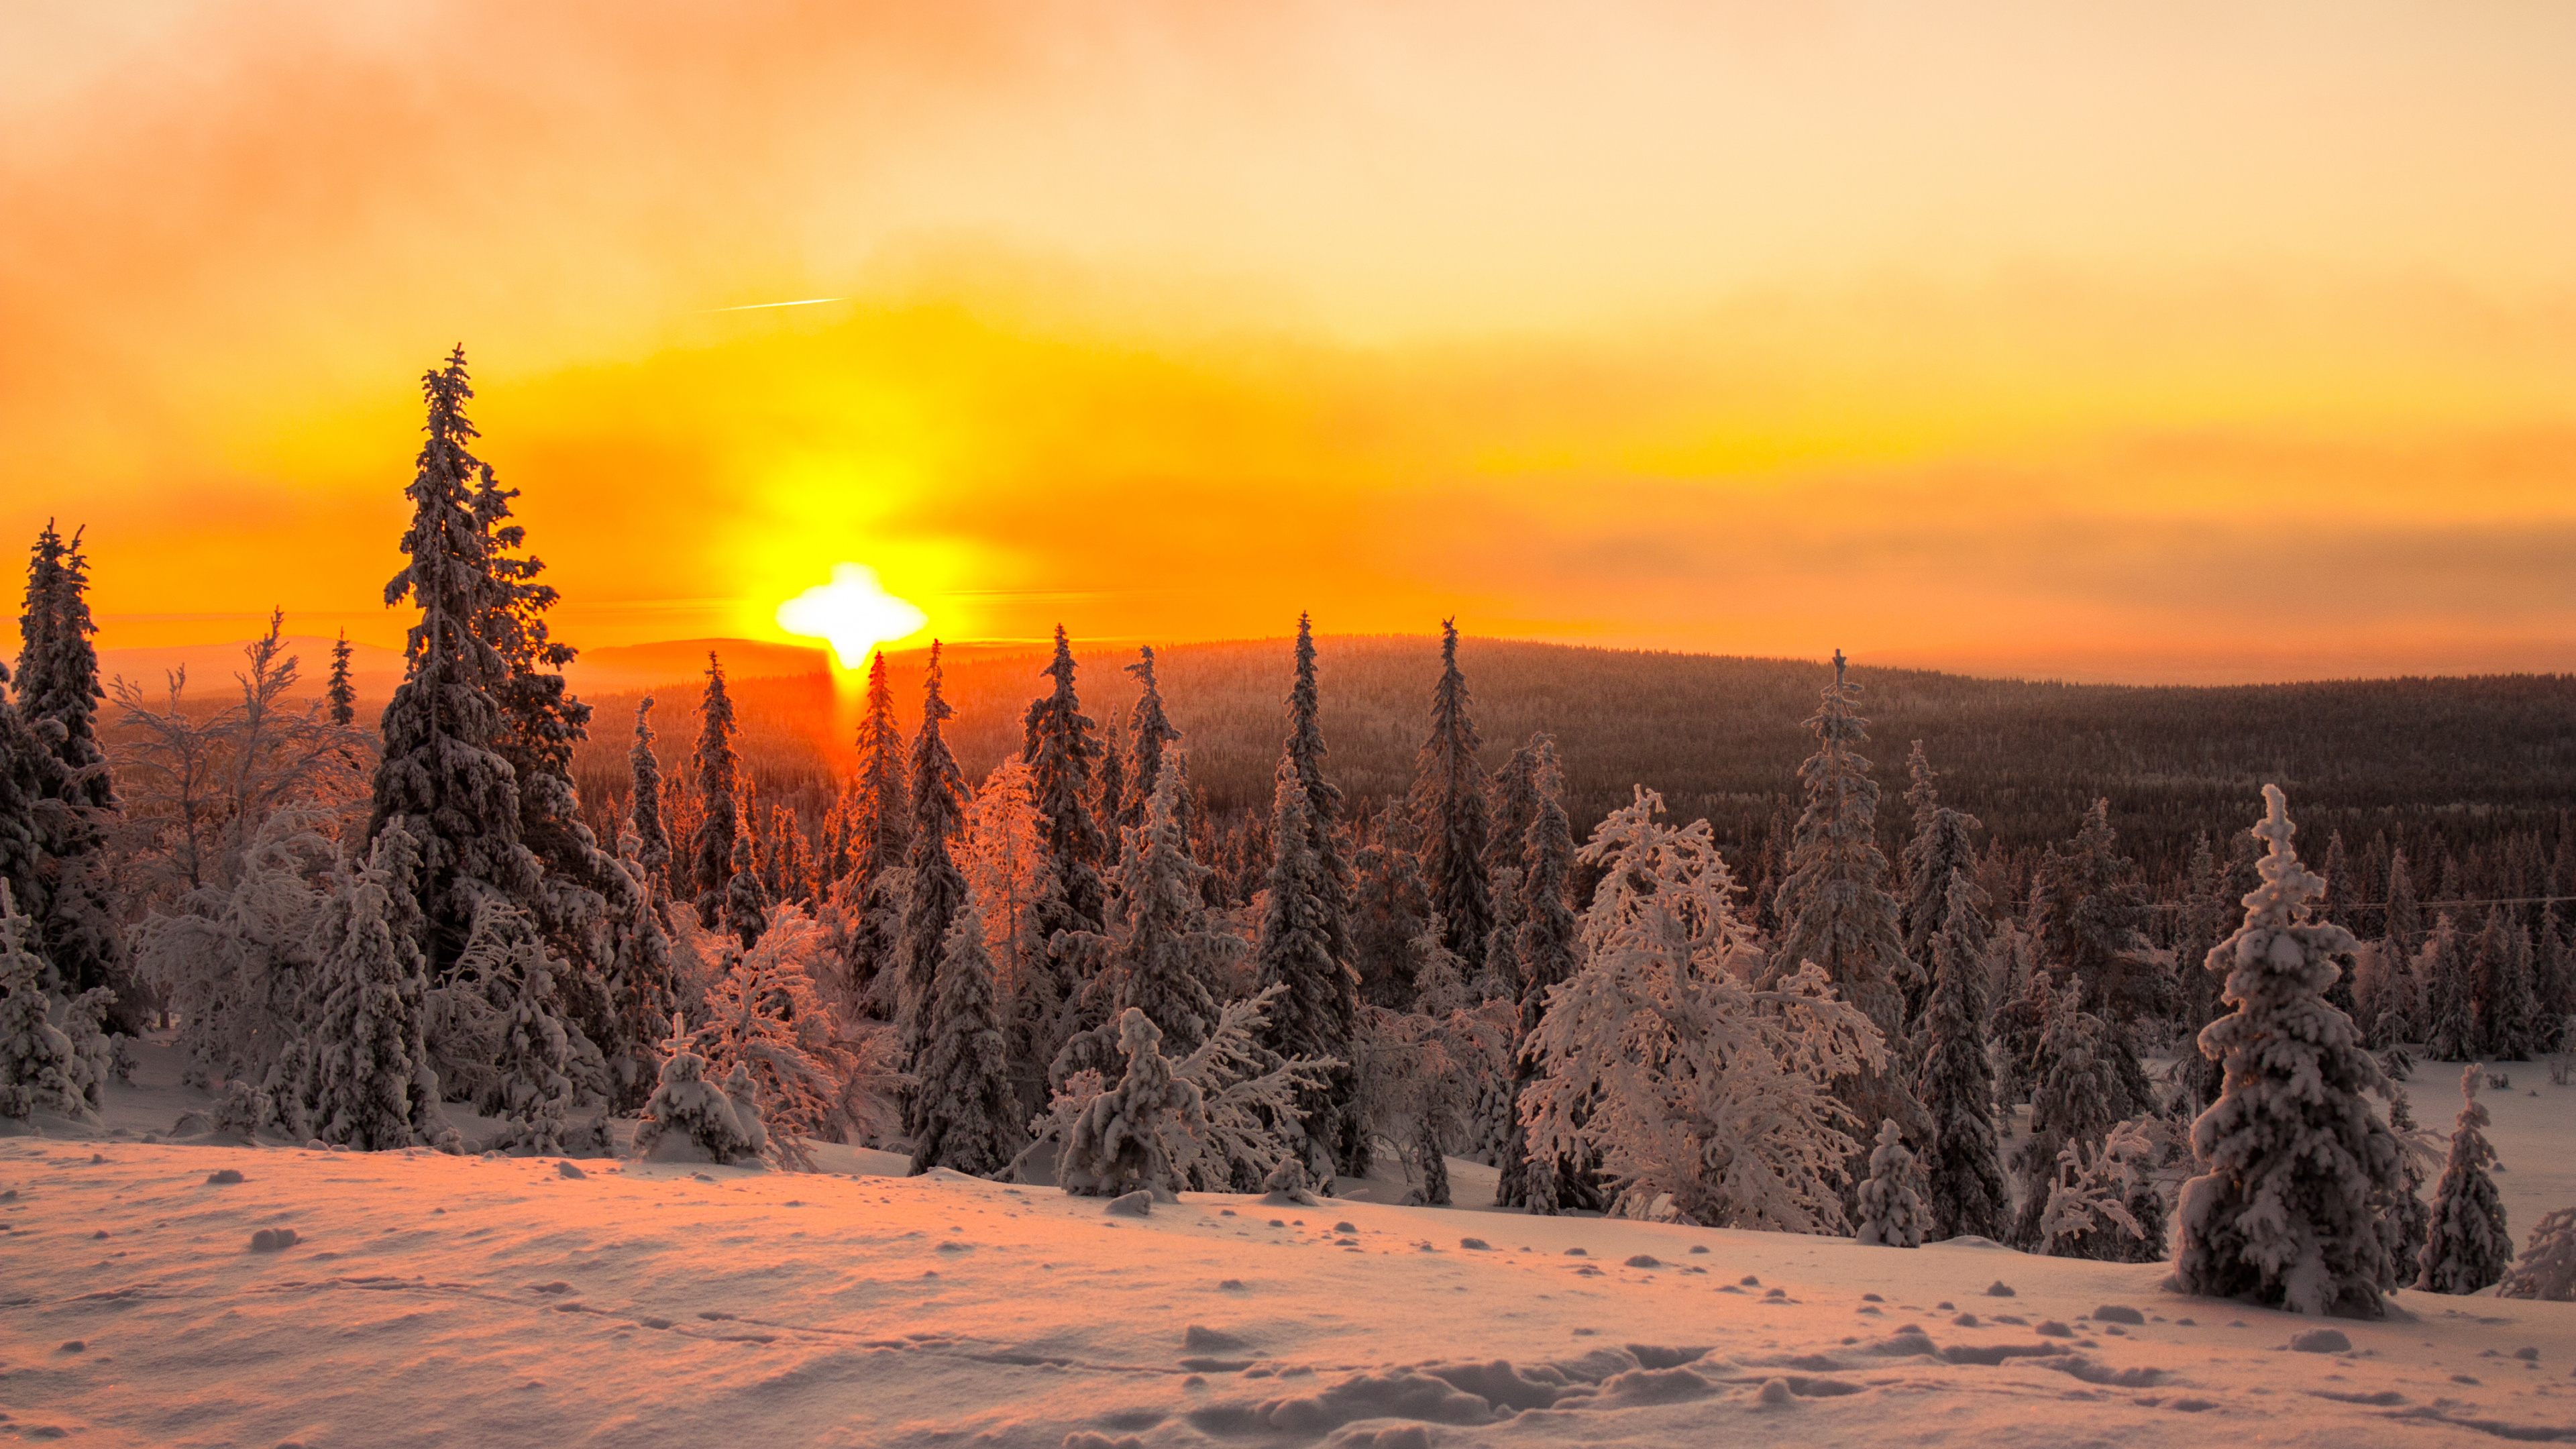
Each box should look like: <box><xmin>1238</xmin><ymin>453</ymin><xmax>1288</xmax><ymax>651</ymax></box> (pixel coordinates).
<box><xmin>775</xmin><ymin>562</ymin><xmax>929</xmax><ymax>669</ymax></box>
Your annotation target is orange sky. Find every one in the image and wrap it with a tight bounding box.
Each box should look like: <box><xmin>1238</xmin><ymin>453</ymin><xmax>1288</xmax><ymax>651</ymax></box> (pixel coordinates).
<box><xmin>4</xmin><ymin>1</ymin><xmax>2573</xmax><ymax>683</ymax></box>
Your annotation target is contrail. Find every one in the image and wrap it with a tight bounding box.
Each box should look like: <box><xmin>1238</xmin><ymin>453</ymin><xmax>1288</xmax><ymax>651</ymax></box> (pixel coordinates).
<box><xmin>699</xmin><ymin>297</ymin><xmax>850</xmax><ymax>313</ymax></box>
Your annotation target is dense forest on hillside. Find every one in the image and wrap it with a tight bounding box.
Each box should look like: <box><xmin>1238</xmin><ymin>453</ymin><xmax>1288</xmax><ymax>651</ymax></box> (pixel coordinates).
<box><xmin>564</xmin><ymin>635</ymin><xmax>2576</xmax><ymax>926</ymax></box>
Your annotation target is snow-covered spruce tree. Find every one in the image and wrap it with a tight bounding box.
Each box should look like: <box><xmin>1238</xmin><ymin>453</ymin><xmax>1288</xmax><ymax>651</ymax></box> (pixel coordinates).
<box><xmin>1058</xmin><ymin>1007</ymin><xmax>1206</xmax><ymax>1198</ymax></box>
<box><xmin>326</xmin><ymin>630</ymin><xmax>358</xmax><ymax>727</ymax></box>
<box><xmin>897</xmin><ymin>644</ymin><xmax>971</xmax><ymax>1128</ymax></box>
<box><xmin>634</xmin><ymin>1013</ymin><xmax>765</xmax><ymax>1165</ymax></box>
<box><xmin>2174</xmin><ymin>785</ymin><xmax>2404</xmax><ymax>1318</ymax></box>
<box><xmin>303</xmin><ymin>824</ymin><xmax>439</xmax><ymax>1150</ymax></box>
<box><xmin>1022</xmin><ymin>625</ymin><xmax>1109</xmax><ymax>936</ymax></box>
<box><xmin>959</xmin><ymin>759</ymin><xmax>1049</xmax><ymax>1113</ymax></box>
<box><xmin>1916</xmin><ymin>869</ymin><xmax>2010</xmax><ymax>1241</ymax></box>
<box><xmin>1050</xmin><ymin>751</ymin><xmax>1238</xmax><ymax>1083</ymax></box>
<box><xmin>14</xmin><ymin>522</ymin><xmax>133</xmax><ymax>1025</ymax></box>
<box><xmin>456</xmin><ymin>904</ymin><xmax>586</xmax><ymax>1156</ymax></box>
<box><xmin>2415</xmin><ymin>1063</ymin><xmax>2512</xmax><ymax>1295</ymax></box>
<box><xmin>908</xmin><ymin>900</ymin><xmax>1019</xmax><ymax>1177</ymax></box>
<box><xmin>1411</xmin><ymin>619</ymin><xmax>1494</xmax><ymax>967</ymax></box>
<box><xmin>1271</xmin><ymin>613</ymin><xmax>1366</xmax><ymax>1175</ymax></box>
<box><xmin>689</xmin><ymin>652</ymin><xmax>742</xmax><ymax>929</ymax></box>
<box><xmin>2421</xmin><ymin>914</ymin><xmax>2474</xmax><ymax>1061</ymax></box>
<box><xmin>1856</xmin><ymin>1120</ymin><xmax>1929</xmax><ymax>1248</ymax></box>
<box><xmin>626</xmin><ymin>697</ymin><xmax>672</xmax><ymax>890</ymax></box>
<box><xmin>1897</xmin><ymin>743</ymin><xmax>1980</xmax><ymax>1039</ymax></box>
<box><xmin>1251</xmin><ymin>757</ymin><xmax>1362</xmax><ymax>1183</ymax></box>
<box><xmin>1524</xmin><ymin>789</ymin><xmax>1886</xmax><ymax>1231</ymax></box>
<box><xmin>1769</xmin><ymin>652</ymin><xmax>1916</xmax><ymax>1173</ymax></box>
<box><xmin>723</xmin><ymin>816</ymin><xmax>769</xmax><ymax>949</ymax></box>
<box><xmin>368</xmin><ymin>348</ymin><xmax>543</xmax><ymax>979</ymax></box>
<box><xmin>604</xmin><ymin>824</ymin><xmax>681</xmax><ymax>1108</ymax></box>
<box><xmin>0</xmin><ymin>881</ymin><xmax>86</xmax><ymax>1122</ymax></box>
<box><xmin>1118</xmin><ymin>646</ymin><xmax>1182</xmax><ymax>836</ymax></box>
<box><xmin>833</xmin><ymin>648</ymin><xmax>911</xmax><ymax>1016</ymax></box>
<box><xmin>1497</xmin><ymin>734</ymin><xmax>1585</xmax><ymax>1211</ymax></box>
<box><xmin>2498</xmin><ymin>1206</ymin><xmax>2576</xmax><ymax>1301</ymax></box>
<box><xmin>1349</xmin><ymin>800</ymin><xmax>1432</xmax><ymax>1008</ymax></box>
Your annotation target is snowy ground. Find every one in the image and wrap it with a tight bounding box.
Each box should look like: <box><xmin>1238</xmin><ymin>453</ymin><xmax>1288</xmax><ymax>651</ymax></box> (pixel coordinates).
<box><xmin>4</xmin><ymin>1044</ymin><xmax>2571</xmax><ymax>1447</ymax></box>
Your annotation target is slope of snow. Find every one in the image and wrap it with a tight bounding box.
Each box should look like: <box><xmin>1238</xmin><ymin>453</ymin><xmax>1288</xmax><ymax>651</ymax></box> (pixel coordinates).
<box><xmin>4</xmin><ymin>1044</ymin><xmax>2571</xmax><ymax>1447</ymax></box>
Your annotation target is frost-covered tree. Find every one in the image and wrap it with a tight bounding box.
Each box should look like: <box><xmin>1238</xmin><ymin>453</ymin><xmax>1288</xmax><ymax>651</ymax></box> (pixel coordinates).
<box><xmin>1916</xmin><ymin>869</ymin><xmax>2010</xmax><ymax>1241</ymax></box>
<box><xmin>2382</xmin><ymin>849</ymin><xmax>2423</xmax><ymax>966</ymax></box>
<box><xmin>1497</xmin><ymin>735</ymin><xmax>1582</xmax><ymax>1210</ymax></box>
<box><xmin>626</xmin><ymin>697</ymin><xmax>672</xmax><ymax>888</ymax></box>
<box><xmin>689</xmin><ymin>653</ymin><xmax>742</xmax><ymax>928</ymax></box>
<box><xmin>1483</xmin><ymin>735</ymin><xmax>1544</xmax><ymax>994</ymax></box>
<box><xmin>1356</xmin><ymin>918</ymin><xmax>1513</xmax><ymax>1205</ymax></box>
<box><xmin>833</xmin><ymin>649</ymin><xmax>911</xmax><ymax>1014</ymax></box>
<box><xmin>603</xmin><ymin>824</ymin><xmax>680</xmax><ymax>1109</ymax></box>
<box><xmin>2038</xmin><ymin>1118</ymin><xmax>2161</xmax><ymax>1260</ymax></box>
<box><xmin>1118</xmin><ymin>646</ymin><xmax>1182</xmax><ymax>836</ymax></box>
<box><xmin>633</xmin><ymin>1014</ymin><xmax>766</xmax><ymax>1165</ymax></box>
<box><xmin>2010</xmin><ymin>979</ymin><xmax>2129</xmax><ymax>1250</ymax></box>
<box><xmin>1051</xmin><ymin>751</ymin><xmax>1237</xmax><ymax>1081</ymax></box>
<box><xmin>897</xmin><ymin>645</ymin><xmax>971</xmax><ymax>1123</ymax></box>
<box><xmin>2174</xmin><ymin>785</ymin><xmax>2404</xmax><ymax>1318</ymax></box>
<box><xmin>2376</xmin><ymin>1088</ymin><xmax>2438</xmax><ymax>1281</ymax></box>
<box><xmin>961</xmin><ymin>757</ymin><xmax>1050</xmax><ymax>1111</ymax></box>
<box><xmin>1252</xmin><ymin>756</ymin><xmax>1364</xmax><ymax>1182</ymax></box>
<box><xmin>909</xmin><ymin>901</ymin><xmax>1020</xmax><ymax>1177</ymax></box>
<box><xmin>303</xmin><ymin>825</ymin><xmax>440</xmax><ymax>1150</ymax></box>
<box><xmin>2498</xmin><ymin>1206</ymin><xmax>2576</xmax><ymax>1302</ymax></box>
<box><xmin>1524</xmin><ymin>789</ymin><xmax>1886</xmax><ymax>1230</ymax></box>
<box><xmin>0</xmin><ymin>881</ymin><xmax>85</xmax><ymax>1122</ymax></box>
<box><xmin>1411</xmin><ymin>619</ymin><xmax>1493</xmax><ymax>966</ymax></box>
<box><xmin>1058</xmin><ymin>1007</ymin><xmax>1205</xmax><ymax>1198</ymax></box>
<box><xmin>368</xmin><ymin>349</ymin><xmax>543</xmax><ymax>979</ymax></box>
<box><xmin>17</xmin><ymin>522</ymin><xmax>113</xmax><ymax>810</ymax></box>
<box><xmin>2415</xmin><ymin>1064</ymin><xmax>2512</xmax><ymax>1295</ymax></box>
<box><xmin>1856</xmin><ymin>1120</ymin><xmax>1928</xmax><ymax>1247</ymax></box>
<box><xmin>325</xmin><ymin>631</ymin><xmax>358</xmax><ymax>727</ymax></box>
<box><xmin>1018</xmin><ymin>627</ymin><xmax>1107</xmax><ymax>1092</ymax></box>
<box><xmin>458</xmin><ymin>904</ymin><xmax>584</xmax><ymax>1156</ymax></box>
<box><xmin>1350</xmin><ymin>800</ymin><xmax>1431</xmax><ymax>1008</ymax></box>
<box><xmin>686</xmin><ymin>906</ymin><xmax>851</xmax><ymax>1169</ymax></box>
<box><xmin>1771</xmin><ymin>653</ymin><xmax>1905</xmax><ymax>1040</ymax></box>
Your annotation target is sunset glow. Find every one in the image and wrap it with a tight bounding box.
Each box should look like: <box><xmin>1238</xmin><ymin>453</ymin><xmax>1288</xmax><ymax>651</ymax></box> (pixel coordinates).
<box><xmin>2</xmin><ymin>3</ymin><xmax>2571</xmax><ymax>680</ymax></box>
<box><xmin>775</xmin><ymin>563</ymin><xmax>930</xmax><ymax>670</ymax></box>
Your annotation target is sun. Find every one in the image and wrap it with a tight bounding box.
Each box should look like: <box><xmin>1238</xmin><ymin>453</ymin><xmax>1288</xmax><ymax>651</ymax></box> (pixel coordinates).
<box><xmin>774</xmin><ymin>563</ymin><xmax>930</xmax><ymax>669</ymax></box>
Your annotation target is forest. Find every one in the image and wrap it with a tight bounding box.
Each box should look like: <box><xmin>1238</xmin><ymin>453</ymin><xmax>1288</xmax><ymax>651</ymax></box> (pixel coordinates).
<box><xmin>5</xmin><ymin>349</ymin><xmax>2574</xmax><ymax>1320</ymax></box>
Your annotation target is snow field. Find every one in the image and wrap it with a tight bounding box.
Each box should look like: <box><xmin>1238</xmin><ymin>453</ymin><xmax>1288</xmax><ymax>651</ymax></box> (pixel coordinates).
<box><xmin>5</xmin><ymin>1136</ymin><xmax>2573</xmax><ymax>1448</ymax></box>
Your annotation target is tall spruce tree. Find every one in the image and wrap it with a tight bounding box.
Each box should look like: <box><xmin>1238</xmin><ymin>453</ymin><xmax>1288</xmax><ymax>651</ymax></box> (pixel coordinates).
<box><xmin>326</xmin><ymin>630</ymin><xmax>358</xmax><ymax>727</ymax></box>
<box><xmin>626</xmin><ymin>697</ymin><xmax>672</xmax><ymax>887</ymax></box>
<box><xmin>1495</xmin><ymin>735</ymin><xmax>1590</xmax><ymax>1211</ymax></box>
<box><xmin>2174</xmin><ymin>785</ymin><xmax>2403</xmax><ymax>1318</ymax></box>
<box><xmin>2473</xmin><ymin>907</ymin><xmax>2541</xmax><ymax>1061</ymax></box>
<box><xmin>1771</xmin><ymin>652</ymin><xmax>1911</xmax><ymax>1189</ymax></box>
<box><xmin>2383</xmin><ymin>849</ymin><xmax>2423</xmax><ymax>964</ymax></box>
<box><xmin>1020</xmin><ymin>626</ymin><xmax>1108</xmax><ymax>1073</ymax></box>
<box><xmin>368</xmin><ymin>347</ymin><xmax>543</xmax><ymax>979</ymax></box>
<box><xmin>1252</xmin><ymin>755</ymin><xmax>1364</xmax><ymax>1181</ymax></box>
<box><xmin>1917</xmin><ymin>869</ymin><xmax>2009</xmax><ymax>1241</ymax></box>
<box><xmin>2422</xmin><ymin>913</ymin><xmax>2474</xmax><ymax>1061</ymax></box>
<box><xmin>910</xmin><ymin>901</ymin><xmax>1019</xmax><ymax>1177</ymax></box>
<box><xmin>11</xmin><ymin>522</ymin><xmax>131</xmax><ymax>1026</ymax></box>
<box><xmin>1119</xmin><ymin>647</ymin><xmax>1181</xmax><ymax>835</ymax></box>
<box><xmin>837</xmin><ymin>649</ymin><xmax>912</xmax><ymax>1013</ymax></box>
<box><xmin>1283</xmin><ymin>615</ymin><xmax>1354</xmax><ymax>979</ymax></box>
<box><xmin>1412</xmin><ymin>619</ymin><xmax>1494</xmax><ymax>965</ymax></box>
<box><xmin>897</xmin><ymin>643</ymin><xmax>971</xmax><ymax>1132</ymax></box>
<box><xmin>690</xmin><ymin>653</ymin><xmax>741</xmax><ymax>928</ymax></box>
